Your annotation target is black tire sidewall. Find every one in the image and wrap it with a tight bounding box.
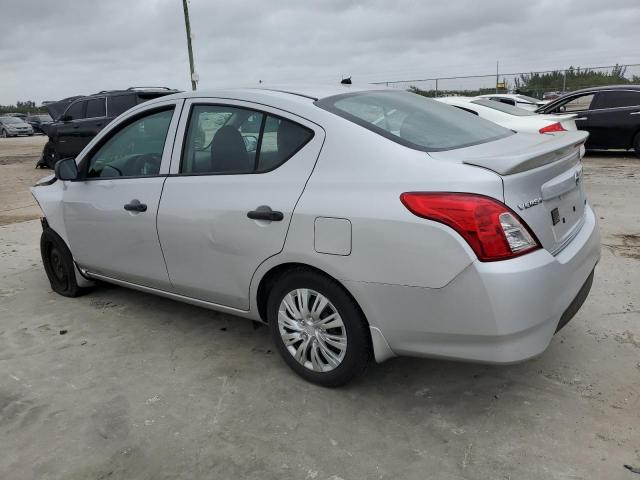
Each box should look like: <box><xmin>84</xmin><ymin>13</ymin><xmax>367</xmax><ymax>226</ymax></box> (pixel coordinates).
<box><xmin>267</xmin><ymin>269</ymin><xmax>371</xmax><ymax>387</ymax></box>
<box><xmin>40</xmin><ymin>229</ymin><xmax>81</xmax><ymax>297</ymax></box>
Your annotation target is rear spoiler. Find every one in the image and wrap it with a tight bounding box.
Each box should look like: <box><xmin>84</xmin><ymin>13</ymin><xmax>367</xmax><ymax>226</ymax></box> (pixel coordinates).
<box><xmin>462</xmin><ymin>130</ymin><xmax>588</xmax><ymax>175</ymax></box>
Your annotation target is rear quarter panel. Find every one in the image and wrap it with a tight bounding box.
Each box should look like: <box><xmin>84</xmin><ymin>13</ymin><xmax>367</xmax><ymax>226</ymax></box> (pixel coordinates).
<box><xmin>274</xmin><ymin>118</ymin><xmax>504</xmax><ymax>289</ymax></box>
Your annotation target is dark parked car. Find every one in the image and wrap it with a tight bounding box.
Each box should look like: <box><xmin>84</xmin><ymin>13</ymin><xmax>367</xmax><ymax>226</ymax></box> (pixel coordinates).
<box><xmin>26</xmin><ymin>114</ymin><xmax>53</xmax><ymax>134</ymax></box>
<box><xmin>537</xmin><ymin>85</ymin><xmax>640</xmax><ymax>155</ymax></box>
<box><xmin>38</xmin><ymin>87</ymin><xmax>178</xmax><ymax>168</ymax></box>
<box><xmin>0</xmin><ymin>116</ymin><xmax>34</xmax><ymax>137</ymax></box>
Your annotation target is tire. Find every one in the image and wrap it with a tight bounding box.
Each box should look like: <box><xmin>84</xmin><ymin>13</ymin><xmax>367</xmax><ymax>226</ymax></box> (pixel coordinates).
<box><xmin>41</xmin><ymin>141</ymin><xmax>59</xmax><ymax>169</ymax></box>
<box><xmin>634</xmin><ymin>132</ymin><xmax>640</xmax><ymax>158</ymax></box>
<box><xmin>0</xmin><ymin>129</ymin><xmax>7</xmax><ymax>138</ymax></box>
<box><xmin>267</xmin><ymin>268</ymin><xmax>371</xmax><ymax>387</ymax></box>
<box><xmin>40</xmin><ymin>229</ymin><xmax>84</xmax><ymax>297</ymax></box>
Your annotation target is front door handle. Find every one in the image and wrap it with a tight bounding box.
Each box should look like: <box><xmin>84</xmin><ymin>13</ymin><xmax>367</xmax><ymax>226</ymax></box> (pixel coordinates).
<box><xmin>247</xmin><ymin>206</ymin><xmax>283</xmax><ymax>221</ymax></box>
<box><xmin>124</xmin><ymin>200</ymin><xmax>147</xmax><ymax>212</ymax></box>
<box><xmin>630</xmin><ymin>111</ymin><xmax>640</xmax><ymax>116</ymax></box>
<box><xmin>574</xmin><ymin>117</ymin><xmax>588</xmax><ymax>121</ymax></box>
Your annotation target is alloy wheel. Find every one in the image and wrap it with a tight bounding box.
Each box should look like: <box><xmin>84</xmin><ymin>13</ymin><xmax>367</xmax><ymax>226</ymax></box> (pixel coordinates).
<box><xmin>277</xmin><ymin>288</ymin><xmax>347</xmax><ymax>372</ymax></box>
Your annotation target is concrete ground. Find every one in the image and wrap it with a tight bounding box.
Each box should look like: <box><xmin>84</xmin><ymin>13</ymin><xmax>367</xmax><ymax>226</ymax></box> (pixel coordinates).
<box><xmin>0</xmin><ymin>138</ymin><xmax>639</xmax><ymax>480</ymax></box>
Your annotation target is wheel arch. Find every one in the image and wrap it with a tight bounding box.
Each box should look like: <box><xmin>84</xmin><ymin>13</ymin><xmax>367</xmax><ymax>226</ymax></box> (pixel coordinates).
<box><xmin>254</xmin><ymin>261</ymin><xmax>364</xmax><ymax>324</ymax></box>
<box><xmin>252</xmin><ymin>259</ymin><xmax>396</xmax><ymax>363</ymax></box>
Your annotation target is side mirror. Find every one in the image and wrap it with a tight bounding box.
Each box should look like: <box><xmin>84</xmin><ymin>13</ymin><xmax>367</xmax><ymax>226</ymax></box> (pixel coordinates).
<box><xmin>54</xmin><ymin>158</ymin><xmax>79</xmax><ymax>181</ymax></box>
<box><xmin>243</xmin><ymin>135</ymin><xmax>258</xmax><ymax>153</ymax></box>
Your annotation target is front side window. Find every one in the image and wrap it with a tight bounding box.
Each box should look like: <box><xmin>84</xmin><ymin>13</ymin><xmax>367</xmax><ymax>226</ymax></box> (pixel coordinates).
<box><xmin>85</xmin><ymin>108</ymin><xmax>174</xmax><ymax>178</ymax></box>
<box><xmin>86</xmin><ymin>98</ymin><xmax>106</xmax><ymax>118</ymax></box>
<box><xmin>316</xmin><ymin>90</ymin><xmax>511</xmax><ymax>151</ymax></box>
<box><xmin>557</xmin><ymin>94</ymin><xmax>594</xmax><ymax>112</ymax></box>
<box><xmin>181</xmin><ymin>105</ymin><xmax>313</xmax><ymax>174</ymax></box>
<box><xmin>65</xmin><ymin>101</ymin><xmax>86</xmax><ymax>120</ymax></box>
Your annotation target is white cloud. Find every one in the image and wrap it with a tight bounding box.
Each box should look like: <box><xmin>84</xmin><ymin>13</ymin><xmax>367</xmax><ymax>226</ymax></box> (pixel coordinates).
<box><xmin>0</xmin><ymin>0</ymin><xmax>638</xmax><ymax>104</ymax></box>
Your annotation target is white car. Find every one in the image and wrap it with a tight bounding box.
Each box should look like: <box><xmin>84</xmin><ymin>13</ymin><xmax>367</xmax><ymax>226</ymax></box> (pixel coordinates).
<box><xmin>475</xmin><ymin>94</ymin><xmax>549</xmax><ymax>111</ymax></box>
<box><xmin>32</xmin><ymin>85</ymin><xmax>600</xmax><ymax>386</ymax></box>
<box><xmin>436</xmin><ymin>97</ymin><xmax>584</xmax><ymax>157</ymax></box>
<box><xmin>437</xmin><ymin>97</ymin><xmax>578</xmax><ymax>133</ymax></box>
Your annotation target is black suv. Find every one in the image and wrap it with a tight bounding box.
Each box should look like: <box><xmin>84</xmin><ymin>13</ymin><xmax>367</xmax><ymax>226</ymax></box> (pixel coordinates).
<box><xmin>38</xmin><ymin>87</ymin><xmax>178</xmax><ymax>168</ymax></box>
<box><xmin>537</xmin><ymin>85</ymin><xmax>640</xmax><ymax>155</ymax></box>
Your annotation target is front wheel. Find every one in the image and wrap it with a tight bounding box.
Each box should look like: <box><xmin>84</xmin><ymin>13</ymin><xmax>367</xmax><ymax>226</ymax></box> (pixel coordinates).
<box><xmin>40</xmin><ymin>229</ymin><xmax>84</xmax><ymax>297</ymax></box>
<box><xmin>0</xmin><ymin>129</ymin><xmax>7</xmax><ymax>138</ymax></box>
<box><xmin>267</xmin><ymin>269</ymin><xmax>371</xmax><ymax>387</ymax></box>
<box><xmin>41</xmin><ymin>141</ymin><xmax>60</xmax><ymax>168</ymax></box>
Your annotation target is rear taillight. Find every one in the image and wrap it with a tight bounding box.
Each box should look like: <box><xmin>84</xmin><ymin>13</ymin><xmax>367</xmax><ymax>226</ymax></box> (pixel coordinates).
<box><xmin>400</xmin><ymin>192</ymin><xmax>540</xmax><ymax>261</ymax></box>
<box><xmin>539</xmin><ymin>122</ymin><xmax>566</xmax><ymax>134</ymax></box>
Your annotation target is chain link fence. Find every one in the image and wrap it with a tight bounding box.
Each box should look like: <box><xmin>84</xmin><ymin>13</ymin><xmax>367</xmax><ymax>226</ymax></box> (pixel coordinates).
<box><xmin>372</xmin><ymin>64</ymin><xmax>640</xmax><ymax>100</ymax></box>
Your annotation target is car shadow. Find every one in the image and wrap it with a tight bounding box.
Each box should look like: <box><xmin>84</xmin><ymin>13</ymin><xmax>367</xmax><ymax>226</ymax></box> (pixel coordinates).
<box><xmin>88</xmin><ymin>281</ymin><xmax>547</xmax><ymax>406</ymax></box>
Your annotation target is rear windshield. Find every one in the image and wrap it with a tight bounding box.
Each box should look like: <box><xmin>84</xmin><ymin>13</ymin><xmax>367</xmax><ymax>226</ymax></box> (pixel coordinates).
<box><xmin>516</xmin><ymin>94</ymin><xmax>542</xmax><ymax>104</ymax></box>
<box><xmin>316</xmin><ymin>90</ymin><xmax>512</xmax><ymax>151</ymax></box>
<box><xmin>471</xmin><ymin>98</ymin><xmax>535</xmax><ymax>116</ymax></box>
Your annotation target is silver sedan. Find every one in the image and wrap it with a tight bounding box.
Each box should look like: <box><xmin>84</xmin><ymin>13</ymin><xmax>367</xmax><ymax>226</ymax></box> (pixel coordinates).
<box><xmin>32</xmin><ymin>85</ymin><xmax>600</xmax><ymax>386</ymax></box>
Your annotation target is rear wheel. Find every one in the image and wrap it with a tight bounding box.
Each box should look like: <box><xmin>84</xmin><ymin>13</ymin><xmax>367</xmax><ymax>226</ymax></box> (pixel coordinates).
<box><xmin>267</xmin><ymin>268</ymin><xmax>371</xmax><ymax>387</ymax></box>
<box><xmin>0</xmin><ymin>129</ymin><xmax>7</xmax><ymax>138</ymax></box>
<box><xmin>40</xmin><ymin>229</ymin><xmax>84</xmax><ymax>297</ymax></box>
<box><xmin>634</xmin><ymin>132</ymin><xmax>640</xmax><ymax>158</ymax></box>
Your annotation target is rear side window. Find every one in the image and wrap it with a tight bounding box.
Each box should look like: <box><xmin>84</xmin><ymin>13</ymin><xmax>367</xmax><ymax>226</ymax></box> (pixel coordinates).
<box><xmin>108</xmin><ymin>95</ymin><xmax>137</xmax><ymax>116</ymax></box>
<box><xmin>181</xmin><ymin>105</ymin><xmax>313</xmax><ymax>174</ymax></box>
<box><xmin>593</xmin><ymin>91</ymin><xmax>640</xmax><ymax>109</ymax></box>
<box><xmin>65</xmin><ymin>101</ymin><xmax>86</xmax><ymax>120</ymax></box>
<box><xmin>86</xmin><ymin>98</ymin><xmax>106</xmax><ymax>118</ymax></box>
<box><xmin>316</xmin><ymin>90</ymin><xmax>511</xmax><ymax>151</ymax></box>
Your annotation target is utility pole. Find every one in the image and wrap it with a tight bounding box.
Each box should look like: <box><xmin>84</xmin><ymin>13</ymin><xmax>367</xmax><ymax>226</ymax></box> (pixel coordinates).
<box><xmin>495</xmin><ymin>61</ymin><xmax>499</xmax><ymax>93</ymax></box>
<box><xmin>182</xmin><ymin>0</ymin><xmax>197</xmax><ymax>91</ymax></box>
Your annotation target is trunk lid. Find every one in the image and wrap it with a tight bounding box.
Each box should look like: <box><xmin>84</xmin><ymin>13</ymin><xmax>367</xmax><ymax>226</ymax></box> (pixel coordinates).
<box><xmin>429</xmin><ymin>130</ymin><xmax>589</xmax><ymax>255</ymax></box>
<box><xmin>538</xmin><ymin>113</ymin><xmax>578</xmax><ymax>131</ymax></box>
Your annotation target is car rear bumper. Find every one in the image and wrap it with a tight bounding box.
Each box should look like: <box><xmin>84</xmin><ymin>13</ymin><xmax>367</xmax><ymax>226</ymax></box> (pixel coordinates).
<box><xmin>347</xmin><ymin>204</ymin><xmax>601</xmax><ymax>364</ymax></box>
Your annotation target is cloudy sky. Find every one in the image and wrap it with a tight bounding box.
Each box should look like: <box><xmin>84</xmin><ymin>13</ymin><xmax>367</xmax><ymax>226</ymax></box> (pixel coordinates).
<box><xmin>1</xmin><ymin>0</ymin><xmax>638</xmax><ymax>104</ymax></box>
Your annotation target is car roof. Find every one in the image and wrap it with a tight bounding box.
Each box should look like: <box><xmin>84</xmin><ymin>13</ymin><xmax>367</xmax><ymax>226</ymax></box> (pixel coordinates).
<box><xmin>555</xmin><ymin>84</ymin><xmax>640</xmax><ymax>95</ymax></box>
<box><xmin>167</xmin><ymin>84</ymin><xmax>387</xmax><ymax>102</ymax></box>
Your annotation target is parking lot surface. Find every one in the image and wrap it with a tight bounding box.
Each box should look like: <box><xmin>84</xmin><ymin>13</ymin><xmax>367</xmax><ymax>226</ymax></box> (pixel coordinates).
<box><xmin>1</xmin><ymin>139</ymin><xmax>639</xmax><ymax>479</ymax></box>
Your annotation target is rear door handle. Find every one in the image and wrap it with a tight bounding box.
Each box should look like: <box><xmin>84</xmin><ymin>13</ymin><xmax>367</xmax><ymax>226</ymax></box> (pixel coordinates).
<box><xmin>124</xmin><ymin>200</ymin><xmax>147</xmax><ymax>212</ymax></box>
<box><xmin>630</xmin><ymin>111</ymin><xmax>640</xmax><ymax>115</ymax></box>
<box><xmin>247</xmin><ymin>206</ymin><xmax>283</xmax><ymax>221</ymax></box>
<box><xmin>574</xmin><ymin>117</ymin><xmax>588</xmax><ymax>121</ymax></box>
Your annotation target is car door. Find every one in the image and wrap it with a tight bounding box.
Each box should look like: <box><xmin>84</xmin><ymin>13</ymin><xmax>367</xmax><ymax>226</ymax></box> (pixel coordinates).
<box><xmin>545</xmin><ymin>93</ymin><xmax>596</xmax><ymax>147</ymax></box>
<box><xmin>587</xmin><ymin>90</ymin><xmax>640</xmax><ymax>149</ymax></box>
<box><xmin>157</xmin><ymin>99</ymin><xmax>325</xmax><ymax>310</ymax></box>
<box><xmin>57</xmin><ymin>100</ymin><xmax>87</xmax><ymax>157</ymax></box>
<box><xmin>79</xmin><ymin>97</ymin><xmax>108</xmax><ymax>151</ymax></box>
<box><xmin>61</xmin><ymin>100</ymin><xmax>183</xmax><ymax>289</ymax></box>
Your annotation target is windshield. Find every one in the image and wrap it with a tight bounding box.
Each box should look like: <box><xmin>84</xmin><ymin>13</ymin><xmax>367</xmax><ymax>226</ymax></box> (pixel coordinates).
<box><xmin>471</xmin><ymin>99</ymin><xmax>535</xmax><ymax>116</ymax></box>
<box><xmin>316</xmin><ymin>90</ymin><xmax>512</xmax><ymax>151</ymax></box>
<box><xmin>0</xmin><ymin>117</ymin><xmax>25</xmax><ymax>124</ymax></box>
<box><xmin>36</xmin><ymin>115</ymin><xmax>52</xmax><ymax>121</ymax></box>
